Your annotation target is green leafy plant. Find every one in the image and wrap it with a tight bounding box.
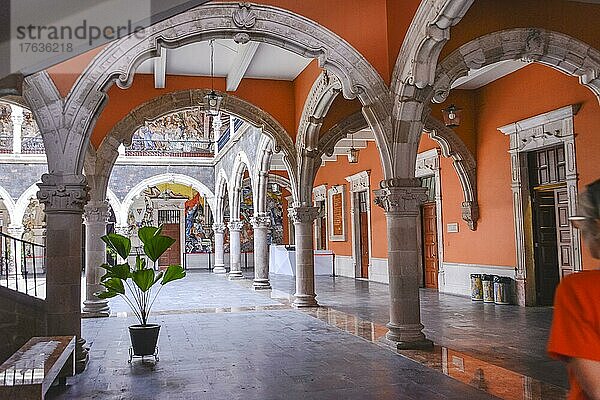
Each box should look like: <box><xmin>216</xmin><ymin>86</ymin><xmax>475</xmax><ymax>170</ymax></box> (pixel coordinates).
<box><xmin>96</xmin><ymin>225</ymin><xmax>186</xmax><ymax>325</ymax></box>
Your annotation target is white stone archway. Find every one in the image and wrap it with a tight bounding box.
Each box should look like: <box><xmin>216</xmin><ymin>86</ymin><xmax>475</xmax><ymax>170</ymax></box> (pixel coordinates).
<box><xmin>0</xmin><ymin>185</ymin><xmax>16</xmax><ymax>226</ymax></box>
<box><xmin>14</xmin><ymin>182</ymin><xmax>41</xmax><ymax>226</ymax></box>
<box><xmin>119</xmin><ymin>173</ymin><xmax>215</xmax><ymax>229</ymax></box>
<box><xmin>229</xmin><ymin>151</ymin><xmax>254</xmax><ymax>221</ymax></box>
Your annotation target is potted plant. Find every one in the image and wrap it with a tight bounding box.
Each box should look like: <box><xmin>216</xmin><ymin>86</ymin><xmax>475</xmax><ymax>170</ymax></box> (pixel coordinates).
<box><xmin>96</xmin><ymin>225</ymin><xmax>186</xmax><ymax>360</ymax></box>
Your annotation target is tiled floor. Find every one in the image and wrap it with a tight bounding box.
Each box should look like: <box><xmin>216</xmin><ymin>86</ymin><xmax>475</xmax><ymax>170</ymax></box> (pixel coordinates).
<box><xmin>47</xmin><ymin>270</ymin><xmax>566</xmax><ymax>399</ymax></box>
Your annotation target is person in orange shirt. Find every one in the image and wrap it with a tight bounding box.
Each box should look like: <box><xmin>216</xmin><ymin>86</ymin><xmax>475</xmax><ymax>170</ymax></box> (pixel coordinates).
<box><xmin>548</xmin><ymin>179</ymin><xmax>600</xmax><ymax>400</ymax></box>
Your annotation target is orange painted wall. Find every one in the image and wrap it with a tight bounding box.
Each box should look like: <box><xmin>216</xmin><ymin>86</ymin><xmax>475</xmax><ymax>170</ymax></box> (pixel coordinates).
<box><xmin>440</xmin><ymin>63</ymin><xmax>600</xmax><ymax>270</ymax></box>
<box><xmin>293</xmin><ymin>60</ymin><xmax>322</xmax><ymax>137</ymax></box>
<box><xmin>91</xmin><ymin>74</ymin><xmax>296</xmax><ymax>148</ymax></box>
<box><xmin>385</xmin><ymin>0</ymin><xmax>421</xmax><ymax>79</ymax></box>
<box><xmin>47</xmin><ymin>45</ymin><xmax>105</xmax><ymax>97</ymax></box>
<box><xmin>430</xmin><ymin>90</ymin><xmax>478</xmax><ymax>156</ymax></box>
<box><xmin>320</xmin><ymin>98</ymin><xmax>362</xmax><ymax>137</ymax></box>
<box><xmin>312</xmin><ymin>141</ymin><xmax>387</xmax><ymax>258</ymax></box>
<box><xmin>442</xmin><ymin>0</ymin><xmax>600</xmax><ymax>60</ymax></box>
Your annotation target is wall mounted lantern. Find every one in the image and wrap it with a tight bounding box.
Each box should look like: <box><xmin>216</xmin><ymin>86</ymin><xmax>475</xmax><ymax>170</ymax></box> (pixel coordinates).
<box><xmin>348</xmin><ymin>132</ymin><xmax>359</xmax><ymax>164</ymax></box>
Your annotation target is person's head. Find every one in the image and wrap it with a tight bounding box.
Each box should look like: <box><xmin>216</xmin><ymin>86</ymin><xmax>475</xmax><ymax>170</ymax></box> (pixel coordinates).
<box><xmin>570</xmin><ymin>180</ymin><xmax>600</xmax><ymax>259</ymax></box>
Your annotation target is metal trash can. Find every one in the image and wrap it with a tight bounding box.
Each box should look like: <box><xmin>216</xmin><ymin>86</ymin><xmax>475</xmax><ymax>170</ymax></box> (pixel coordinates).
<box><xmin>470</xmin><ymin>274</ymin><xmax>483</xmax><ymax>301</ymax></box>
<box><xmin>494</xmin><ymin>276</ymin><xmax>512</xmax><ymax>305</ymax></box>
<box><xmin>482</xmin><ymin>274</ymin><xmax>495</xmax><ymax>303</ymax></box>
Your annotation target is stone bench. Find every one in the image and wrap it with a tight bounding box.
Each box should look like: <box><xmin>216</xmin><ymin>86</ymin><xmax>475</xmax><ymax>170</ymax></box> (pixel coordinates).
<box><xmin>0</xmin><ymin>336</ymin><xmax>75</xmax><ymax>400</ymax></box>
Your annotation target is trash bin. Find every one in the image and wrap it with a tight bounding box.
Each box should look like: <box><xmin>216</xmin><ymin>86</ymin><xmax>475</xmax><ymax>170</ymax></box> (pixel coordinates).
<box><xmin>470</xmin><ymin>274</ymin><xmax>483</xmax><ymax>301</ymax></box>
<box><xmin>482</xmin><ymin>274</ymin><xmax>495</xmax><ymax>303</ymax></box>
<box><xmin>494</xmin><ymin>276</ymin><xmax>512</xmax><ymax>305</ymax></box>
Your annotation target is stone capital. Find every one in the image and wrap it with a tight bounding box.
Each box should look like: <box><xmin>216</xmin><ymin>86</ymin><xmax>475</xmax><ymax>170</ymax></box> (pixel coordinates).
<box><xmin>212</xmin><ymin>223</ymin><xmax>227</xmax><ymax>234</ymax></box>
<box><xmin>37</xmin><ymin>173</ymin><xmax>90</xmax><ymax>214</ymax></box>
<box><xmin>83</xmin><ymin>201</ymin><xmax>110</xmax><ymax>224</ymax></box>
<box><xmin>251</xmin><ymin>214</ymin><xmax>271</xmax><ymax>229</ymax></box>
<box><xmin>288</xmin><ymin>206</ymin><xmax>320</xmax><ymax>224</ymax></box>
<box><xmin>228</xmin><ymin>219</ymin><xmax>244</xmax><ymax>232</ymax></box>
<box><xmin>374</xmin><ymin>183</ymin><xmax>428</xmax><ymax>216</ymax></box>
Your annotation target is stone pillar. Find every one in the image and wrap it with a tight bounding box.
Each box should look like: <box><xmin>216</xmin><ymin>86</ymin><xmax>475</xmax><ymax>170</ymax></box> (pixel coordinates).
<box><xmin>6</xmin><ymin>225</ymin><xmax>25</xmax><ymax>274</ymax></box>
<box><xmin>212</xmin><ymin>223</ymin><xmax>227</xmax><ymax>274</ymax></box>
<box><xmin>82</xmin><ymin>201</ymin><xmax>110</xmax><ymax>318</ymax></box>
<box><xmin>37</xmin><ymin>173</ymin><xmax>90</xmax><ymax>372</ymax></box>
<box><xmin>374</xmin><ymin>182</ymin><xmax>432</xmax><ymax>349</ymax></box>
<box><xmin>227</xmin><ymin>220</ymin><xmax>244</xmax><ymax>280</ymax></box>
<box><xmin>288</xmin><ymin>206</ymin><xmax>320</xmax><ymax>307</ymax></box>
<box><xmin>251</xmin><ymin>214</ymin><xmax>271</xmax><ymax>290</ymax></box>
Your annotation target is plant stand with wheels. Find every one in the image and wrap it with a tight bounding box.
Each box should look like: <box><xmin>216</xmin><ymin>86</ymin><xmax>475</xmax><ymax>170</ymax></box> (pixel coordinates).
<box><xmin>128</xmin><ymin>346</ymin><xmax>159</xmax><ymax>363</ymax></box>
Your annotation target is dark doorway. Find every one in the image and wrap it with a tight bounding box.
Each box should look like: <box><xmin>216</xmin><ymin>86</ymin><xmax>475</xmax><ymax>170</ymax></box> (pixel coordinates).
<box><xmin>532</xmin><ymin>189</ymin><xmax>559</xmax><ymax>306</ymax></box>
<box><xmin>358</xmin><ymin>191</ymin><xmax>369</xmax><ymax>278</ymax></box>
<box><xmin>422</xmin><ymin>202</ymin><xmax>438</xmax><ymax>289</ymax></box>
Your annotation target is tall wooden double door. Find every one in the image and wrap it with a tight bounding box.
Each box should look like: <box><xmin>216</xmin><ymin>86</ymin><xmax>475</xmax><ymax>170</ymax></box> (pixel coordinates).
<box><xmin>422</xmin><ymin>202</ymin><xmax>439</xmax><ymax>289</ymax></box>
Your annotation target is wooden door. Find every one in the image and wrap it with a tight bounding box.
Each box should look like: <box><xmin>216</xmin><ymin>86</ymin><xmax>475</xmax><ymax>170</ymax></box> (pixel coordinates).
<box><xmin>554</xmin><ymin>187</ymin><xmax>573</xmax><ymax>278</ymax></box>
<box><xmin>533</xmin><ymin>190</ymin><xmax>559</xmax><ymax>306</ymax></box>
<box><xmin>159</xmin><ymin>223</ymin><xmax>181</xmax><ymax>269</ymax></box>
<box><xmin>422</xmin><ymin>202</ymin><xmax>438</xmax><ymax>289</ymax></box>
<box><xmin>358</xmin><ymin>191</ymin><xmax>369</xmax><ymax>278</ymax></box>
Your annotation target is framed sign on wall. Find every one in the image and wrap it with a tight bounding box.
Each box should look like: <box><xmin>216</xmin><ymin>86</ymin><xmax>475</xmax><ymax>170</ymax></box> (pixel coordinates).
<box><xmin>328</xmin><ymin>185</ymin><xmax>346</xmax><ymax>241</ymax></box>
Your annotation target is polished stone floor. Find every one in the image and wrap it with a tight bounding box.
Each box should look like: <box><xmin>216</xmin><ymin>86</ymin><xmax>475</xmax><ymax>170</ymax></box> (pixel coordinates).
<box><xmin>48</xmin><ymin>270</ymin><xmax>566</xmax><ymax>399</ymax></box>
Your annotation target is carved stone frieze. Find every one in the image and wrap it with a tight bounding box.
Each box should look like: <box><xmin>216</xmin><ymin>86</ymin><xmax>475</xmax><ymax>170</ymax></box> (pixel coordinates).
<box><xmin>288</xmin><ymin>206</ymin><xmax>320</xmax><ymax>224</ymax></box>
<box><xmin>83</xmin><ymin>200</ymin><xmax>110</xmax><ymax>224</ymax></box>
<box><xmin>251</xmin><ymin>214</ymin><xmax>271</xmax><ymax>229</ymax></box>
<box><xmin>37</xmin><ymin>173</ymin><xmax>90</xmax><ymax>214</ymax></box>
<box><xmin>228</xmin><ymin>219</ymin><xmax>244</xmax><ymax>232</ymax></box>
<box><xmin>212</xmin><ymin>223</ymin><xmax>227</xmax><ymax>234</ymax></box>
<box><xmin>374</xmin><ymin>185</ymin><xmax>428</xmax><ymax>216</ymax></box>
<box><xmin>345</xmin><ymin>171</ymin><xmax>370</xmax><ymax>193</ymax></box>
<box><xmin>232</xmin><ymin>3</ymin><xmax>257</xmax><ymax>29</ymax></box>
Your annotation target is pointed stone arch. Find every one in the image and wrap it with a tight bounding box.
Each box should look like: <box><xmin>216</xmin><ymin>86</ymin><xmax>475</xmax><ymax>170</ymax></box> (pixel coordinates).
<box><xmin>23</xmin><ymin>2</ymin><xmax>392</xmax><ymax>183</ymax></box>
<box><xmin>229</xmin><ymin>151</ymin><xmax>253</xmax><ymax>222</ymax></box>
<box><xmin>432</xmin><ymin>28</ymin><xmax>600</xmax><ymax>104</ymax></box>
<box><xmin>0</xmin><ymin>185</ymin><xmax>16</xmax><ymax>225</ymax></box>
<box><xmin>14</xmin><ymin>182</ymin><xmax>41</xmax><ymax>226</ymax></box>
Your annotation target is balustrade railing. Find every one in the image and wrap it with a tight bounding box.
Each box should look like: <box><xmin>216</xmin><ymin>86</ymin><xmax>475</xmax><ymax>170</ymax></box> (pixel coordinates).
<box><xmin>0</xmin><ymin>231</ymin><xmax>46</xmax><ymax>299</ymax></box>
<box><xmin>21</xmin><ymin>136</ymin><xmax>45</xmax><ymax>154</ymax></box>
<box><xmin>0</xmin><ymin>134</ymin><xmax>13</xmax><ymax>153</ymax></box>
<box><xmin>125</xmin><ymin>138</ymin><xmax>214</xmax><ymax>157</ymax></box>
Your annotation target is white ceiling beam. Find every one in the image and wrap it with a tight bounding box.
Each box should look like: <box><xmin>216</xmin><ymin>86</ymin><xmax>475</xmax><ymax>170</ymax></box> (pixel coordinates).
<box><xmin>154</xmin><ymin>47</ymin><xmax>167</xmax><ymax>89</ymax></box>
<box><xmin>226</xmin><ymin>41</ymin><xmax>260</xmax><ymax>91</ymax></box>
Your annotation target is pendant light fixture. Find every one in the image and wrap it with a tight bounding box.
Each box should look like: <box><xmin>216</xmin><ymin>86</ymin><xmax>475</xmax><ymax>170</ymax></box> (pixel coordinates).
<box><xmin>204</xmin><ymin>39</ymin><xmax>223</xmax><ymax>116</ymax></box>
<box><xmin>348</xmin><ymin>131</ymin><xmax>359</xmax><ymax>164</ymax></box>
<box><xmin>441</xmin><ymin>104</ymin><xmax>462</xmax><ymax>128</ymax></box>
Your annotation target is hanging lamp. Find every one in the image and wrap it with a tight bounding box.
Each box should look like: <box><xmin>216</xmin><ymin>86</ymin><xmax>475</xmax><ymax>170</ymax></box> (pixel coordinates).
<box><xmin>204</xmin><ymin>39</ymin><xmax>223</xmax><ymax>116</ymax></box>
<box><xmin>348</xmin><ymin>131</ymin><xmax>359</xmax><ymax>164</ymax></box>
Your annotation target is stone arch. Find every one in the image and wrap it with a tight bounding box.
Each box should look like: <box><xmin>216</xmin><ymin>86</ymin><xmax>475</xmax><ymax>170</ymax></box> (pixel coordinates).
<box><xmin>14</xmin><ymin>182</ymin><xmax>41</xmax><ymax>226</ymax></box>
<box><xmin>106</xmin><ymin>188</ymin><xmax>121</xmax><ymax>224</ymax></box>
<box><xmin>215</xmin><ymin>169</ymin><xmax>230</xmax><ymax>225</ymax></box>
<box><xmin>422</xmin><ymin>115</ymin><xmax>478</xmax><ymax>230</ymax></box>
<box><xmin>255</xmin><ymin>135</ymin><xmax>275</xmax><ymax>216</ymax></box>
<box><xmin>432</xmin><ymin>28</ymin><xmax>600</xmax><ymax>104</ymax></box>
<box><xmin>0</xmin><ymin>185</ymin><xmax>16</xmax><ymax>225</ymax></box>
<box><xmin>119</xmin><ymin>173</ymin><xmax>215</xmax><ymax>228</ymax></box>
<box><xmin>85</xmin><ymin>89</ymin><xmax>297</xmax><ymax>207</ymax></box>
<box><xmin>229</xmin><ymin>151</ymin><xmax>253</xmax><ymax>221</ymax></box>
<box><xmin>23</xmin><ymin>2</ymin><xmax>392</xmax><ymax>182</ymax></box>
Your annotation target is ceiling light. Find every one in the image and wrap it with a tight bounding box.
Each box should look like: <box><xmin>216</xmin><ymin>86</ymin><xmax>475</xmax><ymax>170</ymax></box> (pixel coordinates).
<box><xmin>442</xmin><ymin>104</ymin><xmax>462</xmax><ymax>128</ymax></box>
<box><xmin>205</xmin><ymin>39</ymin><xmax>223</xmax><ymax>116</ymax></box>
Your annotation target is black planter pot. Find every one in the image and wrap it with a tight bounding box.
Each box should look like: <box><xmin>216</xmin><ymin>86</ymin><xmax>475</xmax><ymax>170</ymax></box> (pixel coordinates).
<box><xmin>129</xmin><ymin>324</ymin><xmax>160</xmax><ymax>356</ymax></box>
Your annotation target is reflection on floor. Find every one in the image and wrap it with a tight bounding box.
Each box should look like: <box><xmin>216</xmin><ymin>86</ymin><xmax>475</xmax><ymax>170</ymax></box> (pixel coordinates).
<box><xmin>48</xmin><ymin>270</ymin><xmax>566</xmax><ymax>399</ymax></box>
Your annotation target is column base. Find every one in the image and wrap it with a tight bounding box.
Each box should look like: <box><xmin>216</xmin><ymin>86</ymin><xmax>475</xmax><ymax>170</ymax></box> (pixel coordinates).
<box><xmin>292</xmin><ymin>294</ymin><xmax>318</xmax><ymax>308</ymax></box>
<box><xmin>213</xmin><ymin>266</ymin><xmax>227</xmax><ymax>274</ymax></box>
<box><xmin>382</xmin><ymin>322</ymin><xmax>432</xmax><ymax>350</ymax></box>
<box><xmin>252</xmin><ymin>279</ymin><xmax>272</xmax><ymax>290</ymax></box>
<box><xmin>75</xmin><ymin>337</ymin><xmax>89</xmax><ymax>374</ymax></box>
<box><xmin>82</xmin><ymin>299</ymin><xmax>110</xmax><ymax>318</ymax></box>
<box><xmin>228</xmin><ymin>270</ymin><xmax>244</xmax><ymax>280</ymax></box>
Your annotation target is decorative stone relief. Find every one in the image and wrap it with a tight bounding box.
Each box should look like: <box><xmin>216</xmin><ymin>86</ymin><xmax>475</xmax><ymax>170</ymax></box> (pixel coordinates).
<box><xmin>288</xmin><ymin>206</ymin><xmax>320</xmax><ymax>224</ymax></box>
<box><xmin>250</xmin><ymin>214</ymin><xmax>271</xmax><ymax>229</ymax></box>
<box><xmin>374</xmin><ymin>184</ymin><xmax>428</xmax><ymax>216</ymax></box>
<box><xmin>232</xmin><ymin>3</ymin><xmax>257</xmax><ymax>29</ymax></box>
<box><xmin>37</xmin><ymin>174</ymin><xmax>90</xmax><ymax>214</ymax></box>
<box><xmin>312</xmin><ymin>185</ymin><xmax>327</xmax><ymax>202</ymax></box>
<box><xmin>83</xmin><ymin>201</ymin><xmax>110</xmax><ymax>224</ymax></box>
<box><xmin>345</xmin><ymin>171</ymin><xmax>370</xmax><ymax>193</ymax></box>
<box><xmin>212</xmin><ymin>223</ymin><xmax>226</xmax><ymax>234</ymax></box>
<box><xmin>228</xmin><ymin>219</ymin><xmax>244</xmax><ymax>232</ymax></box>
<box><xmin>415</xmin><ymin>149</ymin><xmax>439</xmax><ymax>178</ymax></box>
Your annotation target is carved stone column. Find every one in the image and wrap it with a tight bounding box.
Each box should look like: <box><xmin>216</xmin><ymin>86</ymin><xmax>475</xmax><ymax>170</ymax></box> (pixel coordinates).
<box><xmin>37</xmin><ymin>173</ymin><xmax>90</xmax><ymax>372</ymax></box>
<box><xmin>251</xmin><ymin>214</ymin><xmax>271</xmax><ymax>290</ymax></box>
<box><xmin>82</xmin><ymin>201</ymin><xmax>110</xmax><ymax>318</ymax></box>
<box><xmin>374</xmin><ymin>181</ymin><xmax>432</xmax><ymax>349</ymax></box>
<box><xmin>212</xmin><ymin>223</ymin><xmax>227</xmax><ymax>274</ymax></box>
<box><xmin>289</xmin><ymin>206</ymin><xmax>320</xmax><ymax>307</ymax></box>
<box><xmin>227</xmin><ymin>220</ymin><xmax>244</xmax><ymax>280</ymax></box>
